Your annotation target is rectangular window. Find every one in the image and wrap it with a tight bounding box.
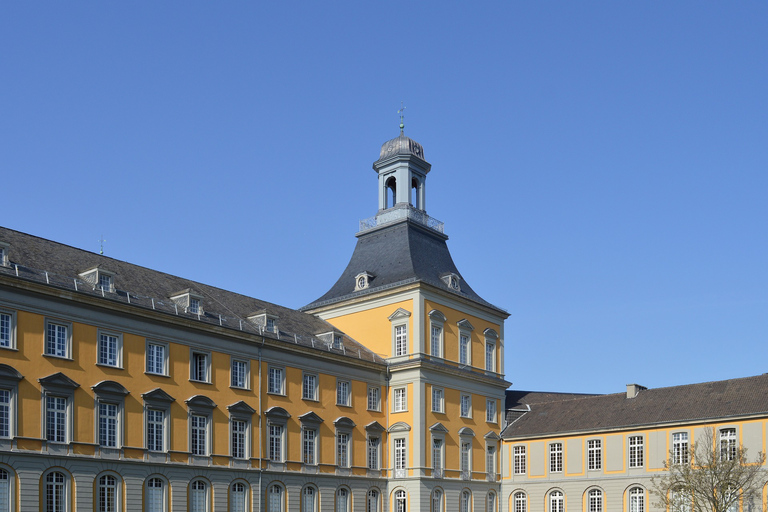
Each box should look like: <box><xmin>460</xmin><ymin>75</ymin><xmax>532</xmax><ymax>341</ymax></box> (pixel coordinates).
<box><xmin>191</xmin><ymin>415</ymin><xmax>207</xmax><ymax>455</ymax></box>
<box><xmin>146</xmin><ymin>342</ymin><xmax>167</xmax><ymax>375</ymax></box>
<box><xmin>265</xmin><ymin>317</ymin><xmax>276</xmax><ymax>333</ymax></box>
<box><xmin>46</xmin><ymin>396</ymin><xmax>67</xmax><ymax>443</ymax></box>
<box><xmin>673</xmin><ymin>432</ymin><xmax>689</xmax><ymax>465</ymax></box>
<box><xmin>395</xmin><ymin>438</ymin><xmax>406</xmax><ymax>471</ymax></box>
<box><xmin>303</xmin><ymin>374</ymin><xmax>318</xmax><ymax>401</ymax></box>
<box><xmin>461</xmin><ymin>442</ymin><xmax>471</xmax><ymax>476</ymax></box>
<box><xmin>367</xmin><ymin>437</ymin><xmax>380</xmax><ymax>470</ymax></box>
<box><xmin>303</xmin><ymin>428</ymin><xmax>316</xmax><ymax>465</ymax></box>
<box><xmin>459</xmin><ymin>334</ymin><xmax>470</xmax><ymax>365</ymax></box>
<box><xmin>45</xmin><ymin>320</ymin><xmax>70</xmax><ymax>358</ymax></box>
<box><xmin>268</xmin><ymin>367</ymin><xmax>284</xmax><ymax>395</ymax></box>
<box><xmin>629</xmin><ymin>436</ymin><xmax>644</xmax><ymax>468</ymax></box>
<box><xmin>432</xmin><ymin>438</ymin><xmax>443</xmax><ymax>472</ymax></box>
<box><xmin>549</xmin><ymin>442</ymin><xmax>563</xmax><ymax>473</ymax></box>
<box><xmin>337</xmin><ymin>380</ymin><xmax>351</xmax><ymax>406</ymax></box>
<box><xmin>190</xmin><ymin>351</ymin><xmax>209</xmax><ymax>382</ymax></box>
<box><xmin>98</xmin><ymin>332</ymin><xmax>120</xmax><ymax>367</ymax></box>
<box><xmin>367</xmin><ymin>386</ymin><xmax>380</xmax><ymax>411</ymax></box>
<box><xmin>337</xmin><ymin>432</ymin><xmax>350</xmax><ymax>467</ymax></box>
<box><xmin>432</xmin><ymin>387</ymin><xmax>444</xmax><ymax>413</ymax></box>
<box><xmin>98</xmin><ymin>273</ymin><xmax>113</xmax><ymax>292</ymax></box>
<box><xmin>231</xmin><ymin>359</ymin><xmax>248</xmax><ymax>389</ymax></box>
<box><xmin>486</xmin><ymin>399</ymin><xmax>497</xmax><ymax>423</ymax></box>
<box><xmin>460</xmin><ymin>394</ymin><xmax>471</xmax><ymax>418</ymax></box>
<box><xmin>394</xmin><ymin>325</ymin><xmax>407</xmax><ymax>356</ymax></box>
<box><xmin>720</xmin><ymin>428</ymin><xmax>736</xmax><ymax>461</ymax></box>
<box><xmin>269</xmin><ymin>424</ymin><xmax>283</xmax><ymax>461</ymax></box>
<box><xmin>231</xmin><ymin>419</ymin><xmax>247</xmax><ymax>459</ymax></box>
<box><xmin>394</xmin><ymin>387</ymin><xmax>407</xmax><ymax>412</ymax></box>
<box><xmin>0</xmin><ymin>389</ymin><xmax>10</xmax><ymax>438</ymax></box>
<box><xmin>430</xmin><ymin>325</ymin><xmax>442</xmax><ymax>357</ymax></box>
<box><xmin>0</xmin><ymin>311</ymin><xmax>14</xmax><ymax>348</ymax></box>
<box><xmin>513</xmin><ymin>445</ymin><xmax>526</xmax><ymax>475</ymax></box>
<box><xmin>189</xmin><ymin>298</ymin><xmax>201</xmax><ymax>315</ymax></box>
<box><xmin>487</xmin><ymin>445</ymin><xmax>496</xmax><ymax>476</ymax></box>
<box><xmin>485</xmin><ymin>341</ymin><xmax>496</xmax><ymax>372</ymax></box>
<box><xmin>146</xmin><ymin>409</ymin><xmax>164</xmax><ymax>451</ymax></box>
<box><xmin>588</xmin><ymin>439</ymin><xmax>602</xmax><ymax>470</ymax></box>
<box><xmin>98</xmin><ymin>402</ymin><xmax>118</xmax><ymax>447</ymax></box>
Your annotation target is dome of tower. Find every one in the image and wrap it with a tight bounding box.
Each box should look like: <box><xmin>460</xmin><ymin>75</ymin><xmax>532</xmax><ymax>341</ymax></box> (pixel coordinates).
<box><xmin>376</xmin><ymin>132</ymin><xmax>426</xmax><ymax>162</ymax></box>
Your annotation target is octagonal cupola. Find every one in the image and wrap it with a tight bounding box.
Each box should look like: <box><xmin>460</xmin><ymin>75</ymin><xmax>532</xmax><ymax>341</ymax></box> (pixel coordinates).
<box><xmin>373</xmin><ymin>130</ymin><xmax>431</xmax><ymax>212</ymax></box>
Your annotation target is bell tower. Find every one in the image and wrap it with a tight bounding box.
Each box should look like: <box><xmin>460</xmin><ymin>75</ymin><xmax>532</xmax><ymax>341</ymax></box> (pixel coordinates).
<box><xmin>373</xmin><ymin>128</ymin><xmax>431</xmax><ymax>212</ymax></box>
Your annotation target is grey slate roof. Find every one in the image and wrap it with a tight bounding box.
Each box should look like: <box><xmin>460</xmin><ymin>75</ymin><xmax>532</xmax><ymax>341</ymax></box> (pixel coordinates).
<box><xmin>302</xmin><ymin>218</ymin><xmax>506</xmax><ymax>314</ymax></box>
<box><xmin>502</xmin><ymin>374</ymin><xmax>768</xmax><ymax>439</ymax></box>
<box><xmin>0</xmin><ymin>226</ymin><xmax>382</xmax><ymax>364</ymax></box>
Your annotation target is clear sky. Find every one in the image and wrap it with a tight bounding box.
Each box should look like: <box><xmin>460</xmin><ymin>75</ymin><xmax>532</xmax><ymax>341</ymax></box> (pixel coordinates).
<box><xmin>1</xmin><ymin>2</ymin><xmax>766</xmax><ymax>394</ymax></box>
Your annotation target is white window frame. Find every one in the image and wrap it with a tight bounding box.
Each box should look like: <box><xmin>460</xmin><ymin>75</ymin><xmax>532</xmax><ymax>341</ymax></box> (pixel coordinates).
<box><xmin>268</xmin><ymin>485</ymin><xmax>284</xmax><ymax>512</ymax></box>
<box><xmin>549</xmin><ymin>491</ymin><xmax>564</xmax><ymax>512</ymax></box>
<box><xmin>302</xmin><ymin>427</ymin><xmax>317</xmax><ymax>465</ymax></box>
<box><xmin>0</xmin><ymin>308</ymin><xmax>17</xmax><ymax>350</ymax></box>
<box><xmin>302</xmin><ymin>373</ymin><xmax>318</xmax><ymax>401</ymax></box>
<box><xmin>513</xmin><ymin>445</ymin><xmax>526</xmax><ymax>475</ymax></box>
<box><xmin>460</xmin><ymin>440</ymin><xmax>472</xmax><ymax>479</ymax></box>
<box><xmin>394</xmin><ymin>324</ymin><xmax>407</xmax><ymax>357</ymax></box>
<box><xmin>549</xmin><ymin>442</ymin><xmax>563</xmax><ymax>473</ymax></box>
<box><xmin>486</xmin><ymin>399</ymin><xmax>497</xmax><ymax>423</ymax></box>
<box><xmin>367</xmin><ymin>385</ymin><xmax>380</xmax><ymax>411</ymax></box>
<box><xmin>513</xmin><ymin>492</ymin><xmax>527</xmax><ymax>512</ymax></box>
<box><xmin>301</xmin><ymin>486</ymin><xmax>317</xmax><ymax>512</ymax></box>
<box><xmin>0</xmin><ymin>243</ymin><xmax>8</xmax><ymax>267</ymax></box>
<box><xmin>629</xmin><ymin>435</ymin><xmax>644</xmax><ymax>468</ymax></box>
<box><xmin>431</xmin><ymin>490</ymin><xmax>443</xmax><ymax>512</ymax></box>
<box><xmin>44</xmin><ymin>319</ymin><xmax>72</xmax><ymax>359</ymax></box>
<box><xmin>336</xmin><ymin>488</ymin><xmax>350</xmax><ymax>512</ymax></box>
<box><xmin>44</xmin><ymin>470</ymin><xmax>70</xmax><ymax>512</ymax></box>
<box><xmin>457</xmin><ymin>319</ymin><xmax>474</xmax><ymax>366</ymax></box>
<box><xmin>230</xmin><ymin>418</ymin><xmax>248</xmax><ymax>459</ymax></box>
<box><xmin>45</xmin><ymin>395</ymin><xmax>69</xmax><ymax>444</ymax></box>
<box><xmin>431</xmin><ymin>436</ymin><xmax>444</xmax><ymax>475</ymax></box>
<box><xmin>485</xmin><ymin>339</ymin><xmax>496</xmax><ymax>372</ymax></box>
<box><xmin>0</xmin><ymin>389</ymin><xmax>11</xmax><ymax>439</ymax></box>
<box><xmin>460</xmin><ymin>394</ymin><xmax>472</xmax><ymax>418</ymax></box>
<box><xmin>428</xmin><ymin>309</ymin><xmax>446</xmax><ymax>358</ymax></box>
<box><xmin>97</xmin><ymin>330</ymin><xmax>122</xmax><ymax>368</ymax></box>
<box><xmin>337</xmin><ymin>379</ymin><xmax>351</xmax><ymax>407</ymax></box>
<box><xmin>189</xmin><ymin>479</ymin><xmax>209</xmax><ymax>512</ymax></box>
<box><xmin>588</xmin><ymin>439</ymin><xmax>602</xmax><ymax>470</ymax></box>
<box><xmin>267</xmin><ymin>366</ymin><xmax>285</xmax><ymax>395</ymax></box>
<box><xmin>486</xmin><ymin>442</ymin><xmax>497</xmax><ymax>479</ymax></box>
<box><xmin>673</xmin><ymin>432</ymin><xmax>689</xmax><ymax>465</ymax></box>
<box><xmin>230</xmin><ymin>358</ymin><xmax>249</xmax><ymax>389</ymax></box>
<box><xmin>96</xmin><ymin>473</ymin><xmax>120</xmax><ymax>512</ymax></box>
<box><xmin>367</xmin><ymin>435</ymin><xmax>381</xmax><ymax>470</ymax></box>
<box><xmin>190</xmin><ymin>350</ymin><xmax>211</xmax><ymax>383</ymax></box>
<box><xmin>460</xmin><ymin>491</ymin><xmax>471</xmax><ymax>512</ymax></box>
<box><xmin>97</xmin><ymin>401</ymin><xmax>120</xmax><ymax>448</ymax></box>
<box><xmin>720</xmin><ymin>428</ymin><xmax>737</xmax><ymax>461</ymax></box>
<box><xmin>367</xmin><ymin>490</ymin><xmax>380</xmax><ymax>512</ymax></box>
<box><xmin>629</xmin><ymin>487</ymin><xmax>645</xmax><ymax>512</ymax></box>
<box><xmin>393</xmin><ymin>387</ymin><xmax>407</xmax><ymax>412</ymax></box>
<box><xmin>394</xmin><ymin>437</ymin><xmax>407</xmax><ymax>478</ymax></box>
<box><xmin>146</xmin><ymin>408</ymin><xmax>166</xmax><ymax>452</ymax></box>
<box><xmin>145</xmin><ymin>341</ymin><xmax>169</xmax><ymax>376</ymax></box>
<box><xmin>230</xmin><ymin>482</ymin><xmax>248</xmax><ymax>512</ymax></box>
<box><xmin>268</xmin><ymin>423</ymin><xmax>285</xmax><ymax>462</ymax></box>
<box><xmin>336</xmin><ymin>431</ymin><xmax>351</xmax><ymax>468</ymax></box>
<box><xmin>432</xmin><ymin>387</ymin><xmax>444</xmax><ymax>413</ymax></box>
<box><xmin>190</xmin><ymin>414</ymin><xmax>209</xmax><ymax>456</ymax></box>
<box><xmin>588</xmin><ymin>489</ymin><xmax>603</xmax><ymax>512</ymax></box>
<box><xmin>145</xmin><ymin>477</ymin><xmax>167</xmax><ymax>512</ymax></box>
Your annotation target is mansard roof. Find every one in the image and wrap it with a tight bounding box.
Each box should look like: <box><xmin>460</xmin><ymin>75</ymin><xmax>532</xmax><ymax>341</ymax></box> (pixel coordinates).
<box><xmin>303</xmin><ymin>219</ymin><xmax>506</xmax><ymax>314</ymax></box>
<box><xmin>502</xmin><ymin>373</ymin><xmax>768</xmax><ymax>439</ymax></box>
<box><xmin>0</xmin><ymin>226</ymin><xmax>381</xmax><ymax>364</ymax></box>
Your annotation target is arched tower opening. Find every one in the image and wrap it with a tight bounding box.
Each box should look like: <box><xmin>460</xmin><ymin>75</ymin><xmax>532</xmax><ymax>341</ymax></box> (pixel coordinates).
<box><xmin>386</xmin><ymin>176</ymin><xmax>397</xmax><ymax>209</ymax></box>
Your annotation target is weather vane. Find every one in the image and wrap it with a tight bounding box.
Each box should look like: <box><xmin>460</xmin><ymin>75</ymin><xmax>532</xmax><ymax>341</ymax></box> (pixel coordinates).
<box><xmin>99</xmin><ymin>235</ymin><xmax>106</xmax><ymax>255</ymax></box>
<box><xmin>397</xmin><ymin>102</ymin><xmax>406</xmax><ymax>133</ymax></box>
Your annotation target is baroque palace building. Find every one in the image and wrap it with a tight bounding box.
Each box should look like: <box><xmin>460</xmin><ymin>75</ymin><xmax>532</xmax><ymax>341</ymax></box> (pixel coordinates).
<box><xmin>0</xmin><ymin>130</ymin><xmax>766</xmax><ymax>512</ymax></box>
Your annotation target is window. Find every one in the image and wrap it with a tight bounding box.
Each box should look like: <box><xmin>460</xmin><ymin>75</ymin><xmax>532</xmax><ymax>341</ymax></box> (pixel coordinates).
<box><xmin>190</xmin><ymin>351</ymin><xmax>210</xmax><ymax>383</ymax></box>
<box><xmin>190</xmin><ymin>480</ymin><xmax>208</xmax><ymax>512</ymax></box>
<box><xmin>302</xmin><ymin>373</ymin><xmax>318</xmax><ymax>401</ymax></box>
<box><xmin>461</xmin><ymin>441</ymin><xmax>471</xmax><ymax>478</ymax></box>
<box><xmin>629</xmin><ymin>487</ymin><xmax>644</xmax><ymax>512</ymax></box>
<box><xmin>394</xmin><ymin>387</ymin><xmax>407</xmax><ymax>412</ymax></box>
<box><xmin>588</xmin><ymin>439</ymin><xmax>602</xmax><ymax>470</ymax></box>
<box><xmin>0</xmin><ymin>469</ymin><xmax>10</xmax><ymax>512</ymax></box>
<box><xmin>394</xmin><ymin>438</ymin><xmax>407</xmax><ymax>476</ymax></box>
<box><xmin>395</xmin><ymin>490</ymin><xmax>406</xmax><ymax>512</ymax></box>
<box><xmin>231</xmin><ymin>419</ymin><xmax>247</xmax><ymax>459</ymax></box>
<box><xmin>514</xmin><ymin>492</ymin><xmax>527</xmax><ymax>512</ymax></box>
<box><xmin>673</xmin><ymin>432</ymin><xmax>689</xmax><ymax>465</ymax></box>
<box><xmin>0</xmin><ymin>310</ymin><xmax>15</xmax><ymax>349</ymax></box>
<box><xmin>302</xmin><ymin>428</ymin><xmax>316</xmax><ymax>465</ymax></box>
<box><xmin>549</xmin><ymin>491</ymin><xmax>564</xmax><ymax>512</ymax></box>
<box><xmin>45</xmin><ymin>471</ymin><xmax>67</xmax><ymax>512</ymax></box>
<box><xmin>98</xmin><ymin>402</ymin><xmax>118</xmax><ymax>447</ymax></box>
<box><xmin>333</xmin><ymin>335</ymin><xmax>343</xmax><ymax>349</ymax></box>
<box><xmin>336</xmin><ymin>488</ymin><xmax>349</xmax><ymax>512</ymax></box>
<box><xmin>190</xmin><ymin>415</ymin><xmax>207</xmax><ymax>455</ymax></box>
<box><xmin>486</xmin><ymin>399</ymin><xmax>496</xmax><ymax>423</ymax></box>
<box><xmin>98</xmin><ymin>274</ymin><xmax>114</xmax><ymax>293</ymax></box>
<box><xmin>46</xmin><ymin>396</ymin><xmax>67</xmax><ymax>443</ymax></box>
<box><xmin>97</xmin><ymin>332</ymin><xmax>121</xmax><ymax>367</ymax></box>
<box><xmin>145</xmin><ymin>478</ymin><xmax>166</xmax><ymax>512</ymax></box>
<box><xmin>629</xmin><ymin>435</ymin><xmax>644</xmax><ymax>468</ymax></box>
<box><xmin>147</xmin><ymin>409</ymin><xmax>165</xmax><ymax>452</ymax></box>
<box><xmin>367</xmin><ymin>436</ymin><xmax>380</xmax><ymax>470</ymax></box>
<box><xmin>514</xmin><ymin>445</ymin><xmax>526</xmax><ymax>474</ymax></box>
<box><xmin>189</xmin><ymin>298</ymin><xmax>201</xmax><ymax>315</ymax></box>
<box><xmin>230</xmin><ymin>482</ymin><xmax>247</xmax><ymax>512</ymax></box>
<box><xmin>428</xmin><ymin>325</ymin><xmax>442</xmax><ymax>360</ymax></box>
<box><xmin>487</xmin><ymin>492</ymin><xmax>497</xmax><ymax>512</ymax></box>
<box><xmin>265</xmin><ymin>317</ymin><xmax>276</xmax><ymax>333</ymax></box>
<box><xmin>367</xmin><ymin>386</ymin><xmax>380</xmax><ymax>411</ymax></box>
<box><xmin>337</xmin><ymin>432</ymin><xmax>350</xmax><ymax>467</ymax></box>
<box><xmin>720</xmin><ymin>428</ymin><xmax>736</xmax><ymax>461</ymax></box>
<box><xmin>97</xmin><ymin>475</ymin><xmax>118</xmax><ymax>512</ymax></box>
<box><xmin>367</xmin><ymin>490</ymin><xmax>379</xmax><ymax>512</ymax></box>
<box><xmin>487</xmin><ymin>444</ymin><xmax>497</xmax><ymax>478</ymax></box>
<box><xmin>432</xmin><ymin>387</ymin><xmax>444</xmax><ymax>413</ymax></box>
<box><xmin>485</xmin><ymin>340</ymin><xmax>495</xmax><ymax>372</ymax></box>
<box><xmin>460</xmin><ymin>394</ymin><xmax>471</xmax><ymax>418</ymax></box>
<box><xmin>146</xmin><ymin>342</ymin><xmax>168</xmax><ymax>375</ymax></box>
<box><xmin>45</xmin><ymin>320</ymin><xmax>70</xmax><ymax>358</ymax></box>
<box><xmin>0</xmin><ymin>245</ymin><xmax>7</xmax><ymax>267</ymax></box>
<box><xmin>431</xmin><ymin>490</ymin><xmax>443</xmax><ymax>512</ymax></box>
<box><xmin>337</xmin><ymin>380</ymin><xmax>350</xmax><ymax>406</ymax></box>
<box><xmin>459</xmin><ymin>334</ymin><xmax>470</xmax><ymax>365</ymax></box>
<box><xmin>588</xmin><ymin>489</ymin><xmax>603</xmax><ymax>512</ymax></box>
<box><xmin>231</xmin><ymin>359</ymin><xmax>248</xmax><ymax>389</ymax></box>
<box><xmin>268</xmin><ymin>485</ymin><xmax>283</xmax><ymax>512</ymax></box>
<box><xmin>301</xmin><ymin>487</ymin><xmax>316</xmax><ymax>512</ymax></box>
<box><xmin>460</xmin><ymin>491</ymin><xmax>471</xmax><ymax>512</ymax></box>
<box><xmin>432</xmin><ymin>438</ymin><xmax>443</xmax><ymax>474</ymax></box>
<box><xmin>671</xmin><ymin>488</ymin><xmax>692</xmax><ymax>512</ymax></box>
<box><xmin>394</xmin><ymin>324</ymin><xmax>407</xmax><ymax>356</ymax></box>
<box><xmin>549</xmin><ymin>442</ymin><xmax>563</xmax><ymax>473</ymax></box>
<box><xmin>0</xmin><ymin>390</ymin><xmax>10</xmax><ymax>438</ymax></box>
<box><xmin>268</xmin><ymin>367</ymin><xmax>284</xmax><ymax>395</ymax></box>
<box><xmin>269</xmin><ymin>424</ymin><xmax>284</xmax><ymax>461</ymax></box>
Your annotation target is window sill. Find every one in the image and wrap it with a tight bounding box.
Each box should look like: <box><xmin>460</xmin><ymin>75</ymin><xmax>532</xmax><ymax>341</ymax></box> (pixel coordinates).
<box><xmin>43</xmin><ymin>353</ymin><xmax>73</xmax><ymax>361</ymax></box>
<box><xmin>189</xmin><ymin>379</ymin><xmax>212</xmax><ymax>385</ymax></box>
<box><xmin>96</xmin><ymin>363</ymin><xmax>123</xmax><ymax>370</ymax></box>
<box><xmin>0</xmin><ymin>345</ymin><xmax>17</xmax><ymax>351</ymax></box>
<box><xmin>302</xmin><ymin>397</ymin><xmax>319</xmax><ymax>402</ymax></box>
<box><xmin>267</xmin><ymin>391</ymin><xmax>285</xmax><ymax>396</ymax></box>
<box><xmin>230</xmin><ymin>386</ymin><xmax>251</xmax><ymax>391</ymax></box>
<box><xmin>145</xmin><ymin>371</ymin><xmax>170</xmax><ymax>378</ymax></box>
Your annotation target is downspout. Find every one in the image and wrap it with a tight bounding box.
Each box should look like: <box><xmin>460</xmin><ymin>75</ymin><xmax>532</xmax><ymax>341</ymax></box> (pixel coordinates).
<box><xmin>257</xmin><ymin>335</ymin><xmax>264</xmax><ymax>512</ymax></box>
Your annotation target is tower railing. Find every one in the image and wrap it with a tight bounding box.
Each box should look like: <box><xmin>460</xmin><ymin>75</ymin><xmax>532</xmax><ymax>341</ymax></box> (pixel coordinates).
<box><xmin>359</xmin><ymin>205</ymin><xmax>444</xmax><ymax>234</ymax></box>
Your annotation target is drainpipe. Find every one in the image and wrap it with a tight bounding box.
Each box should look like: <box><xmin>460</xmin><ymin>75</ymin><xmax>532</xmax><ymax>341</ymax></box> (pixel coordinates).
<box><xmin>257</xmin><ymin>336</ymin><xmax>264</xmax><ymax>512</ymax></box>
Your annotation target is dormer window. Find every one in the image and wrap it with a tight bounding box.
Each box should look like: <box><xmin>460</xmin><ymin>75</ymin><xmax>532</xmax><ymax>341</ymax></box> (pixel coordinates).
<box><xmin>170</xmin><ymin>290</ymin><xmax>204</xmax><ymax>315</ymax></box>
<box><xmin>355</xmin><ymin>272</ymin><xmax>375</xmax><ymax>291</ymax></box>
<box><xmin>316</xmin><ymin>331</ymin><xmax>345</xmax><ymax>350</ymax></box>
<box><xmin>333</xmin><ymin>335</ymin><xmax>343</xmax><ymax>349</ymax></box>
<box><xmin>0</xmin><ymin>242</ymin><xmax>9</xmax><ymax>267</ymax></box>
<box><xmin>440</xmin><ymin>272</ymin><xmax>461</xmax><ymax>292</ymax></box>
<box><xmin>189</xmin><ymin>298</ymin><xmax>201</xmax><ymax>315</ymax></box>
<box><xmin>248</xmin><ymin>312</ymin><xmax>279</xmax><ymax>334</ymax></box>
<box><xmin>79</xmin><ymin>267</ymin><xmax>115</xmax><ymax>293</ymax></box>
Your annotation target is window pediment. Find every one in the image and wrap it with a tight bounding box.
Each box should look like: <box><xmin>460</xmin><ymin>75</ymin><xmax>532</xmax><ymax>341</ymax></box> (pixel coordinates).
<box><xmin>439</xmin><ymin>272</ymin><xmax>461</xmax><ymax>292</ymax></box>
<box><xmin>227</xmin><ymin>401</ymin><xmax>256</xmax><ymax>416</ymax></box>
<box><xmin>334</xmin><ymin>416</ymin><xmax>356</xmax><ymax>429</ymax></box>
<box><xmin>92</xmin><ymin>380</ymin><xmax>130</xmax><ymax>400</ymax></box>
<box><xmin>458</xmin><ymin>427</ymin><xmax>476</xmax><ymax>437</ymax></box>
<box><xmin>299</xmin><ymin>411</ymin><xmax>324</xmax><ymax>426</ymax></box>
<box><xmin>457</xmin><ymin>319</ymin><xmax>474</xmax><ymax>331</ymax></box>
<box><xmin>388</xmin><ymin>308</ymin><xmax>412</xmax><ymax>321</ymax></box>
<box><xmin>248</xmin><ymin>311</ymin><xmax>279</xmax><ymax>333</ymax></box>
<box><xmin>170</xmin><ymin>289</ymin><xmax>204</xmax><ymax>315</ymax></box>
<box><xmin>185</xmin><ymin>395</ymin><xmax>216</xmax><ymax>411</ymax></box>
<box><xmin>428</xmin><ymin>309</ymin><xmax>447</xmax><ymax>323</ymax></box>
<box><xmin>483</xmin><ymin>328</ymin><xmax>498</xmax><ymax>339</ymax></box>
<box><xmin>365</xmin><ymin>421</ymin><xmax>386</xmax><ymax>433</ymax></box>
<box><xmin>265</xmin><ymin>406</ymin><xmax>291</xmax><ymax>420</ymax></box>
<box><xmin>484</xmin><ymin>431</ymin><xmax>500</xmax><ymax>440</ymax></box>
<box><xmin>0</xmin><ymin>364</ymin><xmax>23</xmax><ymax>383</ymax></box>
<box><xmin>79</xmin><ymin>266</ymin><xmax>115</xmax><ymax>292</ymax></box>
<box><xmin>39</xmin><ymin>372</ymin><xmax>80</xmax><ymax>392</ymax></box>
<box><xmin>354</xmin><ymin>271</ymin><xmax>376</xmax><ymax>291</ymax></box>
<box><xmin>388</xmin><ymin>421</ymin><xmax>411</xmax><ymax>433</ymax></box>
<box><xmin>429</xmin><ymin>422</ymin><xmax>449</xmax><ymax>433</ymax></box>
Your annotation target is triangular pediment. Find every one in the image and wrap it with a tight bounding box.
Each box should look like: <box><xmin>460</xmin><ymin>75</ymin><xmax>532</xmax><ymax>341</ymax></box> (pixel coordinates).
<box><xmin>39</xmin><ymin>372</ymin><xmax>80</xmax><ymax>390</ymax></box>
<box><xmin>388</xmin><ymin>421</ymin><xmax>412</xmax><ymax>433</ymax></box>
<box><xmin>265</xmin><ymin>406</ymin><xmax>291</xmax><ymax>420</ymax></box>
<box><xmin>299</xmin><ymin>411</ymin><xmax>324</xmax><ymax>425</ymax></box>
<box><xmin>92</xmin><ymin>380</ymin><xmax>130</xmax><ymax>397</ymax></box>
<box><xmin>0</xmin><ymin>364</ymin><xmax>23</xmax><ymax>383</ymax></box>
<box><xmin>365</xmin><ymin>421</ymin><xmax>386</xmax><ymax>433</ymax></box>
<box><xmin>458</xmin><ymin>427</ymin><xmax>476</xmax><ymax>437</ymax></box>
<box><xmin>227</xmin><ymin>401</ymin><xmax>256</xmax><ymax>416</ymax></box>
<box><xmin>457</xmin><ymin>319</ymin><xmax>475</xmax><ymax>331</ymax></box>
<box><xmin>141</xmin><ymin>388</ymin><xmax>175</xmax><ymax>404</ymax></box>
<box><xmin>388</xmin><ymin>308</ymin><xmax>412</xmax><ymax>321</ymax></box>
<box><xmin>185</xmin><ymin>395</ymin><xmax>216</xmax><ymax>410</ymax></box>
<box><xmin>429</xmin><ymin>422</ymin><xmax>449</xmax><ymax>433</ymax></box>
<box><xmin>484</xmin><ymin>431</ymin><xmax>501</xmax><ymax>440</ymax></box>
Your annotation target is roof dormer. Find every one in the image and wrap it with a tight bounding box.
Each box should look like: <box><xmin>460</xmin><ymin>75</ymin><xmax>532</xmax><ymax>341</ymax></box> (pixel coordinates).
<box><xmin>170</xmin><ymin>289</ymin><xmax>204</xmax><ymax>315</ymax></box>
<box><xmin>440</xmin><ymin>272</ymin><xmax>461</xmax><ymax>292</ymax></box>
<box><xmin>316</xmin><ymin>330</ymin><xmax>345</xmax><ymax>350</ymax></box>
<box><xmin>79</xmin><ymin>266</ymin><xmax>115</xmax><ymax>293</ymax></box>
<box><xmin>354</xmin><ymin>271</ymin><xmax>375</xmax><ymax>291</ymax></box>
<box><xmin>248</xmin><ymin>311</ymin><xmax>279</xmax><ymax>334</ymax></box>
<box><xmin>0</xmin><ymin>241</ymin><xmax>9</xmax><ymax>267</ymax></box>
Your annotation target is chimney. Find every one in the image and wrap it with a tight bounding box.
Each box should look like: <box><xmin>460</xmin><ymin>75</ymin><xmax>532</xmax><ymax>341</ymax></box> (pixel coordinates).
<box><xmin>626</xmin><ymin>383</ymin><xmax>647</xmax><ymax>399</ymax></box>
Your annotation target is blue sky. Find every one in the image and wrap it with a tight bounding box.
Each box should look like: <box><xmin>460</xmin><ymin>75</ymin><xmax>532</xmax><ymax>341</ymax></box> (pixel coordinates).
<box><xmin>1</xmin><ymin>2</ymin><xmax>766</xmax><ymax>394</ymax></box>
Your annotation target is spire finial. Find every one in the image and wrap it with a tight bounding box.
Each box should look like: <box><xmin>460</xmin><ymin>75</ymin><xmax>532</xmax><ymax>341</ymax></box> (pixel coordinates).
<box><xmin>99</xmin><ymin>235</ymin><xmax>106</xmax><ymax>255</ymax></box>
<box><xmin>397</xmin><ymin>102</ymin><xmax>406</xmax><ymax>134</ymax></box>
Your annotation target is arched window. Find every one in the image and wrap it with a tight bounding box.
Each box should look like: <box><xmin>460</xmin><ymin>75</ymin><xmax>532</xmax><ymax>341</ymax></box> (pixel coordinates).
<box><xmin>0</xmin><ymin>469</ymin><xmax>12</xmax><ymax>512</ymax></box>
<box><xmin>367</xmin><ymin>489</ymin><xmax>379</xmax><ymax>512</ymax></box>
<box><xmin>145</xmin><ymin>478</ymin><xmax>166</xmax><ymax>512</ymax></box>
<box><xmin>431</xmin><ymin>489</ymin><xmax>443</xmax><ymax>512</ymax></box>
<box><xmin>98</xmin><ymin>475</ymin><xmax>119</xmax><ymax>512</ymax></box>
<box><xmin>460</xmin><ymin>491</ymin><xmax>471</xmax><ymax>512</ymax></box>
<box><xmin>486</xmin><ymin>492</ymin><xmax>496</xmax><ymax>512</ymax></box>
<box><xmin>395</xmin><ymin>490</ymin><xmax>406</xmax><ymax>512</ymax></box>
<box><xmin>268</xmin><ymin>485</ymin><xmax>283</xmax><ymax>512</ymax></box>
<box><xmin>549</xmin><ymin>491</ymin><xmax>564</xmax><ymax>512</ymax></box>
<box><xmin>190</xmin><ymin>480</ymin><xmax>208</xmax><ymax>512</ymax></box>
<box><xmin>629</xmin><ymin>487</ymin><xmax>644</xmax><ymax>512</ymax></box>
<box><xmin>302</xmin><ymin>486</ymin><xmax>317</xmax><ymax>512</ymax></box>
<box><xmin>230</xmin><ymin>482</ymin><xmax>247</xmax><ymax>512</ymax></box>
<box><xmin>513</xmin><ymin>492</ymin><xmax>526</xmax><ymax>512</ymax></box>
<box><xmin>671</xmin><ymin>488</ymin><xmax>692</xmax><ymax>512</ymax></box>
<box><xmin>336</xmin><ymin>488</ymin><xmax>349</xmax><ymax>512</ymax></box>
<box><xmin>588</xmin><ymin>489</ymin><xmax>603</xmax><ymax>512</ymax></box>
<box><xmin>386</xmin><ymin>177</ymin><xmax>397</xmax><ymax>209</ymax></box>
<box><xmin>44</xmin><ymin>471</ymin><xmax>67</xmax><ymax>512</ymax></box>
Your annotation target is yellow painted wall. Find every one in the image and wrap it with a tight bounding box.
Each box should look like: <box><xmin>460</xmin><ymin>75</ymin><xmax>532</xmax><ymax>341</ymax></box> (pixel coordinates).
<box><xmin>323</xmin><ymin>299</ymin><xmax>413</xmax><ymax>358</ymax></box>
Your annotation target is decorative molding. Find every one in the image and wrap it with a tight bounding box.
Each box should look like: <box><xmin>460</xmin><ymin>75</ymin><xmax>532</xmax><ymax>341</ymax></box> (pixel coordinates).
<box><xmin>388</xmin><ymin>421</ymin><xmax>412</xmax><ymax>433</ymax></box>
<box><xmin>227</xmin><ymin>401</ymin><xmax>256</xmax><ymax>416</ymax></box>
<box><xmin>388</xmin><ymin>308</ymin><xmax>412</xmax><ymax>321</ymax></box>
